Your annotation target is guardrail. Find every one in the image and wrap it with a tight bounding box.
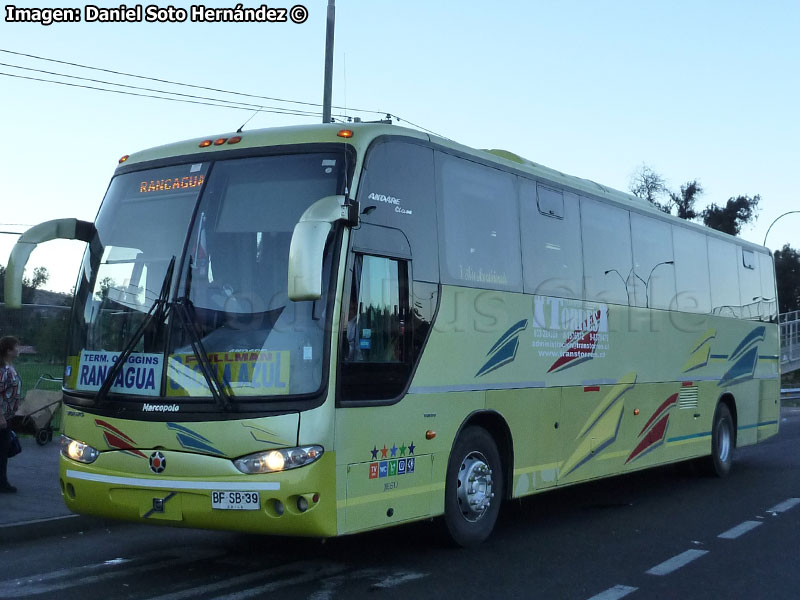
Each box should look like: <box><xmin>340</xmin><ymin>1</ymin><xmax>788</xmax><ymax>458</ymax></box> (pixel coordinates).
<box><xmin>780</xmin><ymin>388</ymin><xmax>800</xmax><ymax>402</ymax></box>
<box><xmin>781</xmin><ymin>311</ymin><xmax>800</xmax><ymax>373</ymax></box>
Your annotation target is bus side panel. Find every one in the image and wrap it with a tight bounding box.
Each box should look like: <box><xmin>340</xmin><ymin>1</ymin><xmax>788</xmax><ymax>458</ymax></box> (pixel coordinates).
<box><xmin>486</xmin><ymin>388</ymin><xmax>560</xmax><ymax>497</ymax></box>
<box><xmin>334</xmin><ymin>393</ymin><xmax>483</xmax><ymax>534</ymax></box>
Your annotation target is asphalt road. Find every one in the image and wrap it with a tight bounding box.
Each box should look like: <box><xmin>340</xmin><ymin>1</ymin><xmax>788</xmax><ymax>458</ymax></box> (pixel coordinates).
<box><xmin>2</xmin><ymin>407</ymin><xmax>799</xmax><ymax>600</ymax></box>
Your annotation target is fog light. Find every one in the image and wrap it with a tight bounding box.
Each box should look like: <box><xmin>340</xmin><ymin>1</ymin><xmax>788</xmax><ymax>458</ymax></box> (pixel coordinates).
<box><xmin>297</xmin><ymin>496</ymin><xmax>309</xmax><ymax>513</ymax></box>
<box><xmin>274</xmin><ymin>499</ymin><xmax>284</xmax><ymax>516</ymax></box>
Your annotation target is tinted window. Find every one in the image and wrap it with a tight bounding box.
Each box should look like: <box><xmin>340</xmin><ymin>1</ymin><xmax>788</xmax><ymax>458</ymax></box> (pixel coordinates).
<box><xmin>631</xmin><ymin>213</ymin><xmax>676</xmax><ymax>309</ymax></box>
<box><xmin>708</xmin><ymin>237</ymin><xmax>741</xmax><ymax>317</ymax></box>
<box><xmin>357</xmin><ymin>141</ymin><xmax>438</xmax><ymax>283</ymax></box>
<box><xmin>340</xmin><ymin>254</ymin><xmax>412</xmax><ymax>402</ymax></box>
<box><xmin>437</xmin><ymin>153</ymin><xmax>522</xmax><ymax>291</ymax></box>
<box><xmin>672</xmin><ymin>226</ymin><xmax>711</xmax><ymax>314</ymax></box>
<box><xmin>737</xmin><ymin>246</ymin><xmax>761</xmax><ymax>319</ymax></box>
<box><xmin>521</xmin><ymin>180</ymin><xmax>582</xmax><ymax>299</ymax></box>
<box><xmin>581</xmin><ymin>197</ymin><xmax>633</xmax><ymax>305</ymax></box>
<box><xmin>759</xmin><ymin>252</ymin><xmax>778</xmax><ymax>321</ymax></box>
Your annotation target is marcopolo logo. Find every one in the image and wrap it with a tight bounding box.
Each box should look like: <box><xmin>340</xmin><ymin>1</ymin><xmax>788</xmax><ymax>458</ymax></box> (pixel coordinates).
<box><xmin>142</xmin><ymin>403</ymin><xmax>180</xmax><ymax>413</ymax></box>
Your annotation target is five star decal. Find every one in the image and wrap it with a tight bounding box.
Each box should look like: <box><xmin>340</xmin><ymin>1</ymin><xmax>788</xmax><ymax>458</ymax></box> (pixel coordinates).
<box><xmin>367</xmin><ymin>441</ymin><xmax>417</xmax><ymax>480</ymax></box>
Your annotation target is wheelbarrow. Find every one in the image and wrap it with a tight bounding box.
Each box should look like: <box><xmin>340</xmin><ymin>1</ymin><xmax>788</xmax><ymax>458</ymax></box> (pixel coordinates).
<box><xmin>10</xmin><ymin>374</ymin><xmax>63</xmax><ymax>445</ymax></box>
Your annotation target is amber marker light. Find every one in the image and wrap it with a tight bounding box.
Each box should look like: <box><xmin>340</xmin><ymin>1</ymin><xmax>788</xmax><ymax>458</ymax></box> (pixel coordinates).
<box><xmin>214</xmin><ymin>138</ymin><xmax>227</xmax><ymax>146</ymax></box>
<box><xmin>634</xmin><ymin>409</ymin><xmax>640</xmax><ymax>416</ymax></box>
<box><xmin>337</xmin><ymin>129</ymin><xmax>354</xmax><ymax>138</ymax></box>
<box><xmin>199</xmin><ymin>140</ymin><xmax>213</xmax><ymax>148</ymax></box>
<box><xmin>119</xmin><ymin>155</ymin><xmax>129</xmax><ymax>164</ymax></box>
<box><xmin>426</xmin><ymin>430</ymin><xmax>436</xmax><ymax>440</ymax></box>
<box><xmin>227</xmin><ymin>136</ymin><xmax>242</xmax><ymax>144</ymax></box>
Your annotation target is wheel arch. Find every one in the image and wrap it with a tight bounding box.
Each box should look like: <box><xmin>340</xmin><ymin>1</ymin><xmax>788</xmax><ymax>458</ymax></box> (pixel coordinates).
<box><xmin>717</xmin><ymin>392</ymin><xmax>738</xmax><ymax>446</ymax></box>
<box><xmin>452</xmin><ymin>410</ymin><xmax>514</xmax><ymax>500</ymax></box>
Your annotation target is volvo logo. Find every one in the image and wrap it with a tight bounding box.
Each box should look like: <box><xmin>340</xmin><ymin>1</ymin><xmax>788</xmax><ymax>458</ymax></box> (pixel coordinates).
<box><xmin>149</xmin><ymin>451</ymin><xmax>167</xmax><ymax>474</ymax></box>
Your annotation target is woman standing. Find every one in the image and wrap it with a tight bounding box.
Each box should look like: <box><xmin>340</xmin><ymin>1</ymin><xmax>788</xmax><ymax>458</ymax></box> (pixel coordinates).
<box><xmin>0</xmin><ymin>335</ymin><xmax>21</xmax><ymax>493</ymax></box>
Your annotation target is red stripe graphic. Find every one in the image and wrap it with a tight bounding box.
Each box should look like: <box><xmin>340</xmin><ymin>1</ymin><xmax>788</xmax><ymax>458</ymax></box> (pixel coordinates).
<box><xmin>639</xmin><ymin>394</ymin><xmax>678</xmax><ymax>436</ymax></box>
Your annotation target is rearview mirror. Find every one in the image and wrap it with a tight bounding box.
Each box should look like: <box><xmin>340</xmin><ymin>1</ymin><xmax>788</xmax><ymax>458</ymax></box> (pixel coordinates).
<box><xmin>5</xmin><ymin>219</ymin><xmax>96</xmax><ymax>308</ymax></box>
<box><xmin>288</xmin><ymin>196</ymin><xmax>358</xmax><ymax>301</ymax></box>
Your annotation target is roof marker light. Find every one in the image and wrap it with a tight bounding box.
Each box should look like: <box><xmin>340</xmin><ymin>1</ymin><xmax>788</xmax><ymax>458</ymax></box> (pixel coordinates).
<box><xmin>199</xmin><ymin>140</ymin><xmax>213</xmax><ymax>148</ymax></box>
<box><xmin>214</xmin><ymin>138</ymin><xmax>227</xmax><ymax>146</ymax></box>
<box><xmin>118</xmin><ymin>155</ymin><xmax>129</xmax><ymax>164</ymax></box>
<box><xmin>228</xmin><ymin>136</ymin><xmax>242</xmax><ymax>145</ymax></box>
<box><xmin>337</xmin><ymin>129</ymin><xmax>354</xmax><ymax>138</ymax></box>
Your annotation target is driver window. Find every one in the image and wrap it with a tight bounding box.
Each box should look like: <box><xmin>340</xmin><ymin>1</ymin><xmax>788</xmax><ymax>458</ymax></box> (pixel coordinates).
<box><xmin>340</xmin><ymin>254</ymin><xmax>411</xmax><ymax>402</ymax></box>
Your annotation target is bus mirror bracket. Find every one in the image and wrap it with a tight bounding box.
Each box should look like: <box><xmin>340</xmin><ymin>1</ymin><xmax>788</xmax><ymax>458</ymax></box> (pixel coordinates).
<box><xmin>288</xmin><ymin>195</ymin><xmax>357</xmax><ymax>302</ymax></box>
<box><xmin>4</xmin><ymin>218</ymin><xmax>96</xmax><ymax>309</ymax></box>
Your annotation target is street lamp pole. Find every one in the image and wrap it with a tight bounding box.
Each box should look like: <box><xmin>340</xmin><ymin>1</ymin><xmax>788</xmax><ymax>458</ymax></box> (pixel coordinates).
<box><xmin>763</xmin><ymin>210</ymin><xmax>800</xmax><ymax>247</ymax></box>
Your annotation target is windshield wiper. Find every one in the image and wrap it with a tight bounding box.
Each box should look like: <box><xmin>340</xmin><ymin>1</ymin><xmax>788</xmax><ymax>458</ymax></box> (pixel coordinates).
<box><xmin>95</xmin><ymin>256</ymin><xmax>175</xmax><ymax>406</ymax></box>
<box><xmin>172</xmin><ymin>297</ymin><xmax>232</xmax><ymax>411</ymax></box>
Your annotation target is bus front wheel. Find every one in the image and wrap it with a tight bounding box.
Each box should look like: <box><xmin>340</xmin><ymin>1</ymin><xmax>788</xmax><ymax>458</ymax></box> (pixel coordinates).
<box><xmin>704</xmin><ymin>403</ymin><xmax>734</xmax><ymax>478</ymax></box>
<box><xmin>443</xmin><ymin>426</ymin><xmax>503</xmax><ymax>547</ymax></box>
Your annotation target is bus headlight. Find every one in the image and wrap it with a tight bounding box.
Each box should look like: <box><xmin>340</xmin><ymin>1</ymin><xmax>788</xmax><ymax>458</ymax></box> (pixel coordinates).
<box><xmin>234</xmin><ymin>445</ymin><xmax>323</xmax><ymax>474</ymax></box>
<box><xmin>60</xmin><ymin>435</ymin><xmax>100</xmax><ymax>464</ymax></box>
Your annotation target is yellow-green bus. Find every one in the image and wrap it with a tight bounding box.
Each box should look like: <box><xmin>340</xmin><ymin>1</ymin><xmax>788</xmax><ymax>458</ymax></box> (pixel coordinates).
<box><xmin>6</xmin><ymin>123</ymin><xmax>780</xmax><ymax>546</ymax></box>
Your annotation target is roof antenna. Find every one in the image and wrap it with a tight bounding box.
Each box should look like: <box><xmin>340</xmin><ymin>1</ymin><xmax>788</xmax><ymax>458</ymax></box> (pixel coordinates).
<box><xmin>236</xmin><ymin>107</ymin><xmax>262</xmax><ymax>133</ymax></box>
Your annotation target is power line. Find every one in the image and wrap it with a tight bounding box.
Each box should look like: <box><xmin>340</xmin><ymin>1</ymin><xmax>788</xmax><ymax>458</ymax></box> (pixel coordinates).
<box><xmin>0</xmin><ymin>61</ymin><xmax>322</xmax><ymax>116</ymax></box>
<box><xmin>0</xmin><ymin>47</ymin><xmax>387</xmax><ymax>116</ymax></box>
<box><xmin>0</xmin><ymin>71</ymin><xmax>324</xmax><ymax>117</ymax></box>
<box><xmin>0</xmin><ymin>47</ymin><xmax>450</xmax><ymax>138</ymax></box>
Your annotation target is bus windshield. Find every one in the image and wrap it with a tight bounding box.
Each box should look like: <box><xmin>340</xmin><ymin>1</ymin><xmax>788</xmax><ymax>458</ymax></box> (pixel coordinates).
<box><xmin>66</xmin><ymin>151</ymin><xmax>347</xmax><ymax>403</ymax></box>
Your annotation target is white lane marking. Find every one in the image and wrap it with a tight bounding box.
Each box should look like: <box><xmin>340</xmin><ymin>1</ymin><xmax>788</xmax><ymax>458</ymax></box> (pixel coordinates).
<box><xmin>0</xmin><ymin>549</ymin><xmax>220</xmax><ymax>598</ymax></box>
<box><xmin>66</xmin><ymin>469</ymin><xmax>280</xmax><ymax>491</ymax></box>
<box><xmin>372</xmin><ymin>571</ymin><xmax>427</xmax><ymax>589</ymax></box>
<box><xmin>718</xmin><ymin>520</ymin><xmax>763</xmax><ymax>539</ymax></box>
<box><xmin>209</xmin><ymin>564</ymin><xmax>346</xmax><ymax>600</ymax></box>
<box><xmin>767</xmin><ymin>498</ymin><xmax>800</xmax><ymax>514</ymax></box>
<box><xmin>587</xmin><ymin>584</ymin><xmax>638</xmax><ymax>600</ymax></box>
<box><xmin>144</xmin><ymin>562</ymin><xmax>344</xmax><ymax>600</ymax></box>
<box><xmin>646</xmin><ymin>549</ymin><xmax>708</xmax><ymax>576</ymax></box>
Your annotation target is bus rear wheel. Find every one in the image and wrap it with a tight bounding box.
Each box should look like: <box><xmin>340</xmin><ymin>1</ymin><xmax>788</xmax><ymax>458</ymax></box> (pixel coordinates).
<box><xmin>443</xmin><ymin>426</ymin><xmax>503</xmax><ymax>547</ymax></box>
<box><xmin>703</xmin><ymin>403</ymin><xmax>734</xmax><ymax>478</ymax></box>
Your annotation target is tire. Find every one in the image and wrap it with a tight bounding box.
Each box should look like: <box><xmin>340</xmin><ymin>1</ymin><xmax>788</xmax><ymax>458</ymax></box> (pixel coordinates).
<box><xmin>36</xmin><ymin>428</ymin><xmax>51</xmax><ymax>446</ymax></box>
<box><xmin>704</xmin><ymin>403</ymin><xmax>734</xmax><ymax>477</ymax></box>
<box><xmin>443</xmin><ymin>426</ymin><xmax>503</xmax><ymax>547</ymax></box>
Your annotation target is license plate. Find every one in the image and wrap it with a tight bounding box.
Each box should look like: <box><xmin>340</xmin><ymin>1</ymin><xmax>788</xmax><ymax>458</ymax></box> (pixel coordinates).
<box><xmin>211</xmin><ymin>490</ymin><xmax>261</xmax><ymax>510</ymax></box>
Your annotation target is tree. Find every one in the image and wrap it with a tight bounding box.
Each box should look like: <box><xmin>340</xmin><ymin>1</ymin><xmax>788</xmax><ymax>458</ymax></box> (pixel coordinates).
<box><xmin>629</xmin><ymin>164</ymin><xmax>671</xmax><ymax>213</ymax></box>
<box><xmin>669</xmin><ymin>180</ymin><xmax>703</xmax><ymax>221</ymax></box>
<box><xmin>701</xmin><ymin>194</ymin><xmax>761</xmax><ymax>236</ymax></box>
<box><xmin>774</xmin><ymin>244</ymin><xmax>800</xmax><ymax>313</ymax></box>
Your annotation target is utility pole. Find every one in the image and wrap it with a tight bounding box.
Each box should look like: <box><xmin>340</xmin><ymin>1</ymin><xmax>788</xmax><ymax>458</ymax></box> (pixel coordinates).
<box><xmin>322</xmin><ymin>0</ymin><xmax>335</xmax><ymax>123</ymax></box>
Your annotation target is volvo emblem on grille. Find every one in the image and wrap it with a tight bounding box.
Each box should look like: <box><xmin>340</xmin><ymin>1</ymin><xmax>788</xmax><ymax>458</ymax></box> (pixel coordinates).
<box><xmin>149</xmin><ymin>451</ymin><xmax>167</xmax><ymax>474</ymax></box>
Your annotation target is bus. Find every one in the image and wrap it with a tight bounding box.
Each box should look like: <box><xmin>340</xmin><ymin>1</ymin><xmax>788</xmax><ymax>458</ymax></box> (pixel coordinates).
<box><xmin>6</xmin><ymin>123</ymin><xmax>780</xmax><ymax>546</ymax></box>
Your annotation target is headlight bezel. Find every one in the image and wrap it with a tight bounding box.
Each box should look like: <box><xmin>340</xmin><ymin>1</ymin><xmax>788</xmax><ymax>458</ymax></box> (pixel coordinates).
<box><xmin>234</xmin><ymin>445</ymin><xmax>324</xmax><ymax>474</ymax></box>
<box><xmin>60</xmin><ymin>435</ymin><xmax>101</xmax><ymax>464</ymax></box>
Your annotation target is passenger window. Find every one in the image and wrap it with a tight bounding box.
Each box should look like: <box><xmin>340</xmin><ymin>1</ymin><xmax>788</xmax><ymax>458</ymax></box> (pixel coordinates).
<box><xmin>758</xmin><ymin>252</ymin><xmax>777</xmax><ymax>321</ymax></box>
<box><xmin>520</xmin><ymin>180</ymin><xmax>582</xmax><ymax>299</ymax></box>
<box><xmin>437</xmin><ymin>153</ymin><xmax>522</xmax><ymax>292</ymax></box>
<box><xmin>581</xmin><ymin>197</ymin><xmax>633</xmax><ymax>305</ymax></box>
<box><xmin>708</xmin><ymin>237</ymin><xmax>741</xmax><ymax>317</ymax></box>
<box><xmin>631</xmin><ymin>213</ymin><xmax>676</xmax><ymax>309</ymax></box>
<box><xmin>737</xmin><ymin>247</ymin><xmax>761</xmax><ymax>319</ymax></box>
<box><xmin>672</xmin><ymin>226</ymin><xmax>712</xmax><ymax>314</ymax></box>
<box><xmin>340</xmin><ymin>254</ymin><xmax>412</xmax><ymax>402</ymax></box>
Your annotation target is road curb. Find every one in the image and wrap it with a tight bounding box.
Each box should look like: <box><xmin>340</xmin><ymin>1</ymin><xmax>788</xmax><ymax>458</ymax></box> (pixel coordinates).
<box><xmin>0</xmin><ymin>514</ymin><xmax>118</xmax><ymax>544</ymax></box>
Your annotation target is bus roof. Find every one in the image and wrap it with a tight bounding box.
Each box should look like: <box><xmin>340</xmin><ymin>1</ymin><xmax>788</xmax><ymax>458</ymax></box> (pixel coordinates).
<box><xmin>119</xmin><ymin>122</ymin><xmax>769</xmax><ymax>254</ymax></box>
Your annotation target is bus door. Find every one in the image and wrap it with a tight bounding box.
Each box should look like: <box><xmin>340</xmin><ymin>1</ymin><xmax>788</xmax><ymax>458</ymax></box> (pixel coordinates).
<box><xmin>335</xmin><ymin>224</ymin><xmax>435</xmax><ymax>532</ymax></box>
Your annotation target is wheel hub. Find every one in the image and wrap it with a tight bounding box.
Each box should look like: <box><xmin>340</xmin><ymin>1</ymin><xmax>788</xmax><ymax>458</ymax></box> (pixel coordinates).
<box><xmin>456</xmin><ymin>451</ymin><xmax>494</xmax><ymax>522</ymax></box>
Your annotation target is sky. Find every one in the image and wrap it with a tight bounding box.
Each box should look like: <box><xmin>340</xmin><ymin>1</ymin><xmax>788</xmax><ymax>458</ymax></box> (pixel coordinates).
<box><xmin>1</xmin><ymin>0</ymin><xmax>799</xmax><ymax>294</ymax></box>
